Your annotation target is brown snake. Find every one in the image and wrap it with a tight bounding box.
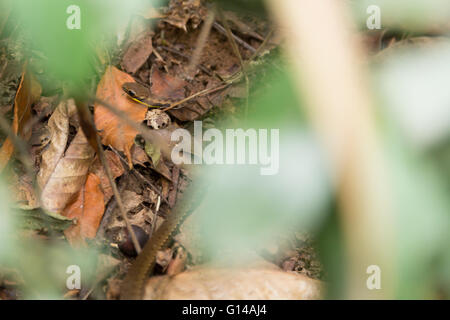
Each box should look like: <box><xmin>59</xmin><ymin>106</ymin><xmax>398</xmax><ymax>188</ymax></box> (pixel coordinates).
<box><xmin>120</xmin><ymin>182</ymin><xmax>206</xmax><ymax>300</ymax></box>
<box><xmin>122</xmin><ymin>82</ymin><xmax>177</xmax><ymax>108</ymax></box>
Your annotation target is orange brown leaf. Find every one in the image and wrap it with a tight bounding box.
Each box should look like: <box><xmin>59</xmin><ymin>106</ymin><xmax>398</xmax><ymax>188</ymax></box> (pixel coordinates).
<box><xmin>90</xmin><ymin>150</ymin><xmax>125</xmax><ymax>203</ymax></box>
<box><xmin>0</xmin><ymin>63</ymin><xmax>42</xmax><ymax>171</ymax></box>
<box><xmin>94</xmin><ymin>66</ymin><xmax>147</xmax><ymax>166</ymax></box>
<box><xmin>63</xmin><ymin>172</ymin><xmax>105</xmax><ymax>245</ymax></box>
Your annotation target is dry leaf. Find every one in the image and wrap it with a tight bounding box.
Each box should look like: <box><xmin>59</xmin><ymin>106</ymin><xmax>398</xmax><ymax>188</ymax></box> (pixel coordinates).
<box><xmin>150</xmin><ymin>67</ymin><xmax>186</xmax><ymax>100</ymax></box>
<box><xmin>90</xmin><ymin>150</ymin><xmax>125</xmax><ymax>203</ymax></box>
<box><xmin>0</xmin><ymin>63</ymin><xmax>42</xmax><ymax>171</ymax></box>
<box><xmin>131</xmin><ymin>144</ymin><xmax>150</xmax><ymax>166</ymax></box>
<box><xmin>94</xmin><ymin>66</ymin><xmax>148</xmax><ymax>166</ymax></box>
<box><xmin>11</xmin><ymin>174</ymin><xmax>39</xmax><ymax>209</ymax></box>
<box><xmin>63</xmin><ymin>173</ymin><xmax>105</xmax><ymax>245</ymax></box>
<box><xmin>163</xmin><ymin>0</ymin><xmax>204</xmax><ymax>31</ymax></box>
<box><xmin>37</xmin><ymin>99</ymin><xmax>95</xmax><ymax>213</ymax></box>
<box><xmin>121</xmin><ymin>30</ymin><xmax>153</xmax><ymax>74</ymax></box>
<box><xmin>143</xmin><ymin>260</ymin><xmax>322</xmax><ymax>300</ymax></box>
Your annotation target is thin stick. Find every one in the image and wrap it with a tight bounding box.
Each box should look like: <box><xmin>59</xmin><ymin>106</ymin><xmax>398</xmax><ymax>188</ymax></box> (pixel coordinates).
<box><xmin>186</xmin><ymin>9</ymin><xmax>215</xmax><ymax>78</ymax></box>
<box><xmin>162</xmin><ymin>83</ymin><xmax>229</xmax><ymax>112</ymax></box>
<box><xmin>149</xmin><ymin>196</ymin><xmax>160</xmax><ymax>239</ymax></box>
<box><xmin>213</xmin><ymin>21</ymin><xmax>256</xmax><ymax>53</ymax></box>
<box><xmin>158</xmin><ymin>46</ymin><xmax>213</xmax><ymax>76</ymax></box>
<box><xmin>96</xmin><ymin>133</ymin><xmax>141</xmax><ymax>254</ymax></box>
<box><xmin>250</xmin><ymin>28</ymin><xmax>274</xmax><ymax>61</ymax></box>
<box><xmin>109</xmin><ymin>145</ymin><xmax>170</xmax><ymax>206</ymax></box>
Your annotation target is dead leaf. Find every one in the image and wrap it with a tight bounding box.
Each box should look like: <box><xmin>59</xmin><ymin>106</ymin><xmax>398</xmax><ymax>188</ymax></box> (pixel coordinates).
<box><xmin>166</xmin><ymin>246</ymin><xmax>188</xmax><ymax>276</ymax></box>
<box><xmin>131</xmin><ymin>144</ymin><xmax>150</xmax><ymax>166</ymax></box>
<box><xmin>94</xmin><ymin>66</ymin><xmax>148</xmax><ymax>166</ymax></box>
<box><xmin>143</xmin><ymin>260</ymin><xmax>322</xmax><ymax>300</ymax></box>
<box><xmin>63</xmin><ymin>173</ymin><xmax>105</xmax><ymax>245</ymax></box>
<box><xmin>149</xmin><ymin>67</ymin><xmax>186</xmax><ymax>101</ymax></box>
<box><xmin>37</xmin><ymin>99</ymin><xmax>95</xmax><ymax>213</ymax></box>
<box><xmin>0</xmin><ymin>63</ymin><xmax>42</xmax><ymax>171</ymax></box>
<box><xmin>170</xmin><ymin>80</ymin><xmax>227</xmax><ymax>122</ymax></box>
<box><xmin>121</xmin><ymin>30</ymin><xmax>153</xmax><ymax>74</ymax></box>
<box><xmin>90</xmin><ymin>150</ymin><xmax>125</xmax><ymax>203</ymax></box>
<box><xmin>149</xmin><ymin>67</ymin><xmax>219</xmax><ymax>122</ymax></box>
<box><xmin>163</xmin><ymin>0</ymin><xmax>204</xmax><ymax>31</ymax></box>
<box><xmin>11</xmin><ymin>174</ymin><xmax>39</xmax><ymax>210</ymax></box>
<box><xmin>33</xmin><ymin>95</ymin><xmax>58</xmax><ymax>118</ymax></box>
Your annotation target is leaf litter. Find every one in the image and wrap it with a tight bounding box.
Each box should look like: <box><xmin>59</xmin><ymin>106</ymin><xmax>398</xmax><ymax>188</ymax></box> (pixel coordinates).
<box><xmin>0</xmin><ymin>0</ymin><xmax>325</xmax><ymax>299</ymax></box>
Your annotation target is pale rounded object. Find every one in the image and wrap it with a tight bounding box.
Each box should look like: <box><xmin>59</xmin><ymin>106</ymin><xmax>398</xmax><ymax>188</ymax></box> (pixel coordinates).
<box><xmin>146</xmin><ymin>109</ymin><xmax>171</xmax><ymax>130</ymax></box>
<box><xmin>143</xmin><ymin>261</ymin><xmax>322</xmax><ymax>300</ymax></box>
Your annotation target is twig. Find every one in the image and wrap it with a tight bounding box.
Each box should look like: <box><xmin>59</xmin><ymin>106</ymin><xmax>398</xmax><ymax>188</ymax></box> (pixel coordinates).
<box><xmin>213</xmin><ymin>21</ymin><xmax>256</xmax><ymax>53</ymax></box>
<box><xmin>250</xmin><ymin>28</ymin><xmax>274</xmax><ymax>61</ymax></box>
<box><xmin>95</xmin><ymin>133</ymin><xmax>142</xmax><ymax>254</ymax></box>
<box><xmin>109</xmin><ymin>145</ymin><xmax>170</xmax><ymax>206</ymax></box>
<box><xmin>152</xmin><ymin>47</ymin><xmax>165</xmax><ymax>64</ymax></box>
<box><xmin>162</xmin><ymin>83</ymin><xmax>229</xmax><ymax>112</ymax></box>
<box><xmin>149</xmin><ymin>196</ymin><xmax>160</xmax><ymax>240</ymax></box>
<box><xmin>158</xmin><ymin>45</ymin><xmax>213</xmax><ymax>76</ymax></box>
<box><xmin>76</xmin><ymin>95</ymin><xmax>143</xmax><ymax>255</ymax></box>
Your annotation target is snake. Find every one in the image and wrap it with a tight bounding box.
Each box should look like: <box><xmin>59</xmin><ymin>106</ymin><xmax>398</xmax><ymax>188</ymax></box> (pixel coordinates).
<box><xmin>120</xmin><ymin>182</ymin><xmax>206</xmax><ymax>300</ymax></box>
<box><xmin>122</xmin><ymin>82</ymin><xmax>176</xmax><ymax>108</ymax></box>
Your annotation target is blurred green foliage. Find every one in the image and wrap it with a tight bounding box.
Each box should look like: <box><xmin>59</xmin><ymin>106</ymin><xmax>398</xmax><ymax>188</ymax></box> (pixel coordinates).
<box><xmin>12</xmin><ymin>0</ymin><xmax>154</xmax><ymax>91</ymax></box>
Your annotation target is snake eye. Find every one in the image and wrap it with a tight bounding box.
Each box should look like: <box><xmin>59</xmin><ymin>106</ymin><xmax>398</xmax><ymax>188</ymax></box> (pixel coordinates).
<box><xmin>127</xmin><ymin>89</ymin><xmax>137</xmax><ymax>97</ymax></box>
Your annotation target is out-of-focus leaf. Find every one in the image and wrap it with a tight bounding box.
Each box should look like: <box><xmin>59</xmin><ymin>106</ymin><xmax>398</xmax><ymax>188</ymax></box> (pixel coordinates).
<box><xmin>0</xmin><ymin>0</ymin><xmax>12</xmax><ymax>37</ymax></box>
<box><xmin>13</xmin><ymin>0</ymin><xmax>152</xmax><ymax>87</ymax></box>
<box><xmin>94</xmin><ymin>66</ymin><xmax>147</xmax><ymax>166</ymax></box>
<box><xmin>0</xmin><ymin>178</ymin><xmax>15</xmax><ymax>261</ymax></box>
<box><xmin>352</xmin><ymin>0</ymin><xmax>450</xmax><ymax>32</ymax></box>
<box><xmin>375</xmin><ymin>39</ymin><xmax>450</xmax><ymax>149</ymax></box>
<box><xmin>195</xmin><ymin>65</ymin><xmax>329</xmax><ymax>259</ymax></box>
<box><xmin>63</xmin><ymin>173</ymin><xmax>105</xmax><ymax>245</ymax></box>
<box><xmin>0</xmin><ymin>63</ymin><xmax>41</xmax><ymax>171</ymax></box>
<box><xmin>145</xmin><ymin>140</ymin><xmax>161</xmax><ymax>166</ymax></box>
<box><xmin>15</xmin><ymin>208</ymin><xmax>72</xmax><ymax>232</ymax></box>
<box><xmin>37</xmin><ymin>99</ymin><xmax>95</xmax><ymax>213</ymax></box>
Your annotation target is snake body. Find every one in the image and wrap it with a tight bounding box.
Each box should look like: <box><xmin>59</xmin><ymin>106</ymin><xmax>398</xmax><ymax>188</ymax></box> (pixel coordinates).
<box><xmin>122</xmin><ymin>82</ymin><xmax>176</xmax><ymax>108</ymax></box>
<box><xmin>120</xmin><ymin>183</ymin><xmax>205</xmax><ymax>300</ymax></box>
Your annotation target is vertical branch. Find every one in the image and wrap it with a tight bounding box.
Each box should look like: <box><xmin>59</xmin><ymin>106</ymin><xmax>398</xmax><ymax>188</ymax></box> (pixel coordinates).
<box><xmin>267</xmin><ymin>0</ymin><xmax>395</xmax><ymax>298</ymax></box>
